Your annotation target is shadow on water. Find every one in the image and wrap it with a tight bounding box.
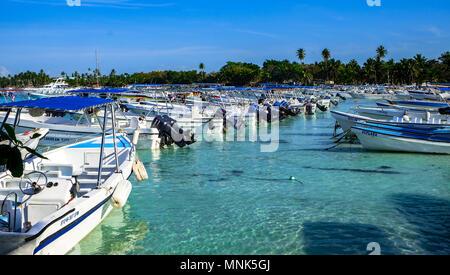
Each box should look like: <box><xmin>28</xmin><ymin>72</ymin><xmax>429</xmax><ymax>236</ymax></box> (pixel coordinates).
<box><xmin>389</xmin><ymin>193</ymin><xmax>450</xmax><ymax>255</ymax></box>
<box><xmin>301</xmin><ymin>222</ymin><xmax>401</xmax><ymax>255</ymax></box>
<box><xmin>277</xmin><ymin>147</ymin><xmax>365</xmax><ymax>153</ymax></box>
<box><xmin>302</xmin><ymin>166</ymin><xmax>402</xmax><ymax>175</ymax></box>
<box><xmin>283</xmin><ymin>133</ymin><xmax>334</xmax><ymax>137</ymax></box>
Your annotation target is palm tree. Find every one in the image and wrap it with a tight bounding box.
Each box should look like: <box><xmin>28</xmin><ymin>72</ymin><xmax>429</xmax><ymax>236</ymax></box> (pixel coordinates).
<box><xmin>399</xmin><ymin>58</ymin><xmax>415</xmax><ymax>84</ymax></box>
<box><xmin>199</xmin><ymin>63</ymin><xmax>205</xmax><ymax>82</ymax></box>
<box><xmin>375</xmin><ymin>45</ymin><xmax>387</xmax><ymax>83</ymax></box>
<box><xmin>322</xmin><ymin>48</ymin><xmax>331</xmax><ymax>81</ymax></box>
<box><xmin>303</xmin><ymin>71</ymin><xmax>313</xmax><ymax>85</ymax></box>
<box><xmin>322</xmin><ymin>48</ymin><xmax>330</xmax><ymax>62</ymax></box>
<box><xmin>376</xmin><ymin>45</ymin><xmax>387</xmax><ymax>60</ymax></box>
<box><xmin>296</xmin><ymin>48</ymin><xmax>305</xmax><ymax>63</ymax></box>
<box><xmin>439</xmin><ymin>51</ymin><xmax>450</xmax><ymax>66</ymax></box>
<box><xmin>363</xmin><ymin>58</ymin><xmax>377</xmax><ymax>83</ymax></box>
<box><xmin>328</xmin><ymin>59</ymin><xmax>342</xmax><ymax>83</ymax></box>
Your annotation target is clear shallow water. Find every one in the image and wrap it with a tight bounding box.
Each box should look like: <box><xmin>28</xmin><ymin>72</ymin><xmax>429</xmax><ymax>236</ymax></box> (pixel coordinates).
<box><xmin>52</xmin><ymin>99</ymin><xmax>447</xmax><ymax>255</ymax></box>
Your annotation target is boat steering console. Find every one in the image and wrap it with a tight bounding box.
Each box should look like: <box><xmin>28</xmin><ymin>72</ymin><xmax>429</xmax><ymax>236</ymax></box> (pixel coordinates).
<box><xmin>19</xmin><ymin>171</ymin><xmax>48</xmax><ymax>196</ymax></box>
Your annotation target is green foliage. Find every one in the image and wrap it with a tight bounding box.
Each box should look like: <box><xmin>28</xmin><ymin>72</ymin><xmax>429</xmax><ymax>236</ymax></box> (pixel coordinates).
<box><xmin>297</xmin><ymin>48</ymin><xmax>305</xmax><ymax>62</ymax></box>
<box><xmin>262</xmin><ymin>60</ymin><xmax>308</xmax><ymax>84</ymax></box>
<box><xmin>218</xmin><ymin>62</ymin><xmax>261</xmax><ymax>86</ymax></box>
<box><xmin>0</xmin><ymin>69</ymin><xmax>51</xmax><ymax>88</ymax></box>
<box><xmin>0</xmin><ymin>124</ymin><xmax>47</xmax><ymax>178</ymax></box>
<box><xmin>1</xmin><ymin>50</ymin><xmax>449</xmax><ymax>88</ymax></box>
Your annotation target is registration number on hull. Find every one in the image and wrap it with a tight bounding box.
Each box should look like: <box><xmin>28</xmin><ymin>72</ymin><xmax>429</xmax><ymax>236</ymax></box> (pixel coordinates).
<box><xmin>361</xmin><ymin>130</ymin><xmax>378</xmax><ymax>137</ymax></box>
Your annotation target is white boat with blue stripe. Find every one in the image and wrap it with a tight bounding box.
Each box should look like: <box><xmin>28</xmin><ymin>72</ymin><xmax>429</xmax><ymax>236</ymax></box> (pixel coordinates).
<box><xmin>0</xmin><ymin>96</ymin><xmax>136</xmax><ymax>255</ymax></box>
<box><xmin>352</xmin><ymin>122</ymin><xmax>450</xmax><ymax>154</ymax></box>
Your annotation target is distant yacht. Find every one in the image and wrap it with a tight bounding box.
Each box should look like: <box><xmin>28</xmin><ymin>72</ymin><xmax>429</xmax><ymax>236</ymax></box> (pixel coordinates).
<box><xmin>27</xmin><ymin>78</ymin><xmax>72</xmax><ymax>98</ymax></box>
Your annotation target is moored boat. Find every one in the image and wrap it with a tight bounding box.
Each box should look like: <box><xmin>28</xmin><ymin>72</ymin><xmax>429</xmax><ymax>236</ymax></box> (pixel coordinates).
<box><xmin>0</xmin><ymin>96</ymin><xmax>137</xmax><ymax>255</ymax></box>
<box><xmin>331</xmin><ymin>110</ymin><xmax>450</xmax><ymax>132</ymax></box>
<box><xmin>352</xmin><ymin>123</ymin><xmax>450</xmax><ymax>154</ymax></box>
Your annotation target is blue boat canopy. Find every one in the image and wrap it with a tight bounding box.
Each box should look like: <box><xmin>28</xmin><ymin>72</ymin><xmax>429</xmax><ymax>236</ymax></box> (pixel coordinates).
<box><xmin>0</xmin><ymin>96</ymin><xmax>115</xmax><ymax>112</ymax></box>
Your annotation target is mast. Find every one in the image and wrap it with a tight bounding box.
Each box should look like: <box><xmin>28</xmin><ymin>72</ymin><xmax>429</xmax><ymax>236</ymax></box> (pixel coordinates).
<box><xmin>95</xmin><ymin>49</ymin><xmax>100</xmax><ymax>89</ymax></box>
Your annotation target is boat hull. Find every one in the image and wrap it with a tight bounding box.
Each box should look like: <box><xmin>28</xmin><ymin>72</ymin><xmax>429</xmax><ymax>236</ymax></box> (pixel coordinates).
<box><xmin>0</xmin><ymin>134</ymin><xmax>135</xmax><ymax>255</ymax></box>
<box><xmin>331</xmin><ymin>110</ymin><xmax>450</xmax><ymax>132</ymax></box>
<box><xmin>352</xmin><ymin>127</ymin><xmax>450</xmax><ymax>154</ymax></box>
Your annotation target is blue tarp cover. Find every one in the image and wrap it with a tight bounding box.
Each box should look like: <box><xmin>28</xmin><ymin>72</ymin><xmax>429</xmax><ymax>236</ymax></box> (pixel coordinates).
<box><xmin>0</xmin><ymin>96</ymin><xmax>114</xmax><ymax>111</ymax></box>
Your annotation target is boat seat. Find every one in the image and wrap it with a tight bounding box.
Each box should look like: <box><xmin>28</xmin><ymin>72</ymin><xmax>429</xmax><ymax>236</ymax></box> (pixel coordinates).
<box><xmin>39</xmin><ymin>163</ymin><xmax>77</xmax><ymax>179</ymax></box>
<box><xmin>0</xmin><ymin>178</ymin><xmax>23</xmax><ymax>192</ymax></box>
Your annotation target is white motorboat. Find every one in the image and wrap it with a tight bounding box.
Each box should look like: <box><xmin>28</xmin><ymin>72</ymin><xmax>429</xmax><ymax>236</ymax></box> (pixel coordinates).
<box><xmin>381</xmin><ymin>99</ymin><xmax>450</xmax><ymax>111</ymax></box>
<box><xmin>0</xmin><ymin>109</ymin><xmax>147</xmax><ymax>148</ymax></box>
<box><xmin>354</xmin><ymin>105</ymin><xmax>448</xmax><ymax>122</ymax></box>
<box><xmin>0</xmin><ymin>96</ymin><xmax>137</xmax><ymax>255</ymax></box>
<box><xmin>27</xmin><ymin>78</ymin><xmax>73</xmax><ymax>98</ymax></box>
<box><xmin>331</xmin><ymin>110</ymin><xmax>450</xmax><ymax>132</ymax></box>
<box><xmin>352</xmin><ymin>122</ymin><xmax>450</xmax><ymax>154</ymax></box>
<box><xmin>349</xmin><ymin>88</ymin><xmax>393</xmax><ymax>100</ymax></box>
<box><xmin>0</xmin><ymin>128</ymin><xmax>49</xmax><ymax>159</ymax></box>
<box><xmin>68</xmin><ymin>89</ymin><xmax>225</xmax><ymax>148</ymax></box>
<box><xmin>407</xmin><ymin>89</ymin><xmax>450</xmax><ymax>101</ymax></box>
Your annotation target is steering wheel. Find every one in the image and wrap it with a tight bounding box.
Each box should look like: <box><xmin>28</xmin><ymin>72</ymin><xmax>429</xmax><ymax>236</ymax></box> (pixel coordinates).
<box><xmin>19</xmin><ymin>171</ymin><xmax>48</xmax><ymax>196</ymax></box>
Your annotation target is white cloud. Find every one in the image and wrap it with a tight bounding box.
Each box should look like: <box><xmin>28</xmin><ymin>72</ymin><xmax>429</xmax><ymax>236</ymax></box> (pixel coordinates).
<box><xmin>427</xmin><ymin>26</ymin><xmax>442</xmax><ymax>37</ymax></box>
<box><xmin>0</xmin><ymin>66</ymin><xmax>10</xmax><ymax>77</ymax></box>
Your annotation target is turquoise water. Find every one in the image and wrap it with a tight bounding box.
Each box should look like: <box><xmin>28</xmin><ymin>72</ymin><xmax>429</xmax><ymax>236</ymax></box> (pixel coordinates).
<box><xmin>21</xmin><ymin>98</ymin><xmax>448</xmax><ymax>255</ymax></box>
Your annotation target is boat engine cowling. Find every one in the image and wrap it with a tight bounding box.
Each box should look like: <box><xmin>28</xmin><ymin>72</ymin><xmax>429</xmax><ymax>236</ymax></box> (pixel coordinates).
<box><xmin>214</xmin><ymin>108</ymin><xmax>247</xmax><ymax>130</ymax></box>
<box><xmin>305</xmin><ymin>103</ymin><xmax>314</xmax><ymax>115</ymax></box>
<box><xmin>438</xmin><ymin>107</ymin><xmax>450</xmax><ymax>115</ymax></box>
<box><xmin>336</xmin><ymin>93</ymin><xmax>347</xmax><ymax>100</ymax></box>
<box><xmin>151</xmin><ymin>115</ymin><xmax>196</xmax><ymax>148</ymax></box>
<box><xmin>316</xmin><ymin>103</ymin><xmax>328</xmax><ymax>112</ymax></box>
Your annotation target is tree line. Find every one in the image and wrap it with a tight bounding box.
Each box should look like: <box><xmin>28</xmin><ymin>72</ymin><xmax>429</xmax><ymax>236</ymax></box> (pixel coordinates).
<box><xmin>1</xmin><ymin>47</ymin><xmax>449</xmax><ymax>88</ymax></box>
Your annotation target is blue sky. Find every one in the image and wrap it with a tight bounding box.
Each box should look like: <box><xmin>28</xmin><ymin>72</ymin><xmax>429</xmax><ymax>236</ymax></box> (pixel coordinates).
<box><xmin>0</xmin><ymin>0</ymin><xmax>449</xmax><ymax>76</ymax></box>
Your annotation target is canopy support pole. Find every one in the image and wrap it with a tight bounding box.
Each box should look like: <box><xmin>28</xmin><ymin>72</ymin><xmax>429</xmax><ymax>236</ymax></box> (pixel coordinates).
<box><xmin>97</xmin><ymin>105</ymin><xmax>108</xmax><ymax>187</ymax></box>
<box><xmin>111</xmin><ymin>104</ymin><xmax>120</xmax><ymax>173</ymax></box>
<box><xmin>12</xmin><ymin>108</ymin><xmax>22</xmax><ymax>129</ymax></box>
<box><xmin>0</xmin><ymin>109</ymin><xmax>11</xmax><ymax>132</ymax></box>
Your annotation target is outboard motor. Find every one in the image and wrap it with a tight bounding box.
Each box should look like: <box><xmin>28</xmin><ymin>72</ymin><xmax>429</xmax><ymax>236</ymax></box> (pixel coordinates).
<box><xmin>273</xmin><ymin>102</ymin><xmax>289</xmax><ymax>121</ymax></box>
<box><xmin>331</xmin><ymin>99</ymin><xmax>339</xmax><ymax>106</ymax></box>
<box><xmin>305</xmin><ymin>103</ymin><xmax>314</xmax><ymax>115</ymax></box>
<box><xmin>151</xmin><ymin>115</ymin><xmax>196</xmax><ymax>148</ymax></box>
<box><xmin>256</xmin><ymin>105</ymin><xmax>269</xmax><ymax>123</ymax></box>
<box><xmin>258</xmin><ymin>94</ymin><xmax>266</xmax><ymax>105</ymax></box>
<box><xmin>439</xmin><ymin>107</ymin><xmax>450</xmax><ymax>115</ymax></box>
<box><xmin>119</xmin><ymin>104</ymin><xmax>130</xmax><ymax>112</ymax></box>
<box><xmin>279</xmin><ymin>101</ymin><xmax>300</xmax><ymax>116</ymax></box>
<box><xmin>336</xmin><ymin>93</ymin><xmax>346</xmax><ymax>101</ymax></box>
<box><xmin>258</xmin><ymin>103</ymin><xmax>282</xmax><ymax>123</ymax></box>
<box><xmin>213</xmin><ymin>108</ymin><xmax>247</xmax><ymax>131</ymax></box>
<box><xmin>316</xmin><ymin>103</ymin><xmax>328</xmax><ymax>112</ymax></box>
